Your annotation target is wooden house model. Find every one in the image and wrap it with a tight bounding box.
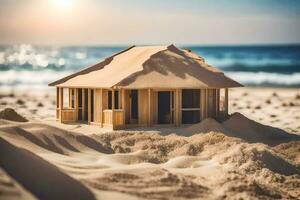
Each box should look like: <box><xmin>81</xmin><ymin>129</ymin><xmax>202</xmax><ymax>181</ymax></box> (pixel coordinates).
<box><xmin>49</xmin><ymin>45</ymin><xmax>242</xmax><ymax>129</ymax></box>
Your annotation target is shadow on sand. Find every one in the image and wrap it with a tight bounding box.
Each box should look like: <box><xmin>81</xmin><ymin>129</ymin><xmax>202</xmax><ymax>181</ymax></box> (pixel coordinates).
<box><xmin>0</xmin><ymin>138</ymin><xmax>96</xmax><ymax>200</ymax></box>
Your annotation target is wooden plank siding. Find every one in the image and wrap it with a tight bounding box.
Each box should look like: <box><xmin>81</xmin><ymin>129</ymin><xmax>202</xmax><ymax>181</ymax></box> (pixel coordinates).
<box><xmin>148</xmin><ymin>88</ymin><xmax>152</xmax><ymax>126</ymax></box>
<box><xmin>124</xmin><ymin>90</ymin><xmax>131</xmax><ymax>124</ymax></box>
<box><xmin>91</xmin><ymin>89</ymin><xmax>102</xmax><ymax>125</ymax></box>
<box><xmin>200</xmin><ymin>89</ymin><xmax>206</xmax><ymax>121</ymax></box>
<box><xmin>138</xmin><ymin>89</ymin><xmax>148</xmax><ymax>126</ymax></box>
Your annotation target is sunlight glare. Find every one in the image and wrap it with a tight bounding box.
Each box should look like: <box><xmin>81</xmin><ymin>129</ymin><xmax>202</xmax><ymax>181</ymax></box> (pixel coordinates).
<box><xmin>53</xmin><ymin>0</ymin><xmax>73</xmax><ymax>10</ymax></box>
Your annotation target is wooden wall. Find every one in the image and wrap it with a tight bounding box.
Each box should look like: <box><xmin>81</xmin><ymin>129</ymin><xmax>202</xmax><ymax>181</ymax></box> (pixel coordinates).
<box><xmin>124</xmin><ymin>90</ymin><xmax>131</xmax><ymax>124</ymax></box>
<box><xmin>199</xmin><ymin>88</ymin><xmax>223</xmax><ymax>121</ymax></box>
<box><xmin>138</xmin><ymin>89</ymin><xmax>148</xmax><ymax>125</ymax></box>
<box><xmin>93</xmin><ymin>89</ymin><xmax>102</xmax><ymax>124</ymax></box>
<box><xmin>56</xmin><ymin>87</ymin><xmax>227</xmax><ymax>128</ymax></box>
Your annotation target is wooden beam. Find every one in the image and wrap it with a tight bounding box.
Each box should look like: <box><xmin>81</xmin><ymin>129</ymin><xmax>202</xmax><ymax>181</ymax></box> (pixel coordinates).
<box><xmin>225</xmin><ymin>88</ymin><xmax>228</xmax><ymax>116</ymax></box>
<box><xmin>205</xmin><ymin>89</ymin><xmax>207</xmax><ymax>119</ymax></box>
<box><xmin>82</xmin><ymin>89</ymin><xmax>85</xmax><ymax>121</ymax></box>
<box><xmin>170</xmin><ymin>91</ymin><xmax>172</xmax><ymax>124</ymax></box>
<box><xmin>74</xmin><ymin>88</ymin><xmax>78</xmax><ymax>120</ymax></box>
<box><xmin>88</xmin><ymin>89</ymin><xmax>91</xmax><ymax>123</ymax></box>
<box><xmin>122</xmin><ymin>89</ymin><xmax>126</xmax><ymax>126</ymax></box>
<box><xmin>148</xmin><ymin>88</ymin><xmax>151</xmax><ymax>126</ymax></box>
<box><xmin>100</xmin><ymin>88</ymin><xmax>103</xmax><ymax>127</ymax></box>
<box><xmin>56</xmin><ymin>87</ymin><xmax>59</xmax><ymax>119</ymax></box>
<box><xmin>119</xmin><ymin>89</ymin><xmax>121</xmax><ymax>109</ymax></box>
<box><xmin>215</xmin><ymin>89</ymin><xmax>219</xmax><ymax>119</ymax></box>
<box><xmin>59</xmin><ymin>87</ymin><xmax>63</xmax><ymax>122</ymax></box>
<box><xmin>175</xmin><ymin>89</ymin><xmax>179</xmax><ymax>127</ymax></box>
<box><xmin>69</xmin><ymin>88</ymin><xmax>72</xmax><ymax>108</ymax></box>
<box><xmin>178</xmin><ymin>89</ymin><xmax>182</xmax><ymax>126</ymax></box>
<box><xmin>112</xmin><ymin>89</ymin><xmax>115</xmax><ymax>129</ymax></box>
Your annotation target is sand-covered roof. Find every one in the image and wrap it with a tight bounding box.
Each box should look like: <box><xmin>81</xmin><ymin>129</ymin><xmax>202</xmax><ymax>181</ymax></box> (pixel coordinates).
<box><xmin>49</xmin><ymin>45</ymin><xmax>242</xmax><ymax>88</ymax></box>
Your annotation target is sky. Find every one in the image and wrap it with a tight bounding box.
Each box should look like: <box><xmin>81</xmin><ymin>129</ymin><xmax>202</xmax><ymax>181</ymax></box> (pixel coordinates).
<box><xmin>0</xmin><ymin>0</ymin><xmax>300</xmax><ymax>45</ymax></box>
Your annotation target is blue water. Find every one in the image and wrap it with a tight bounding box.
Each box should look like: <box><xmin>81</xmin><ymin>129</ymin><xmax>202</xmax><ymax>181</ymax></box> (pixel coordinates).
<box><xmin>0</xmin><ymin>44</ymin><xmax>300</xmax><ymax>89</ymax></box>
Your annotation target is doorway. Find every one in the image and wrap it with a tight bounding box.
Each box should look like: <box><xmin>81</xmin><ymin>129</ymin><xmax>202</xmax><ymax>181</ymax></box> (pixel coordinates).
<box><xmin>158</xmin><ymin>91</ymin><xmax>171</xmax><ymax>124</ymax></box>
<box><xmin>130</xmin><ymin>90</ymin><xmax>138</xmax><ymax>123</ymax></box>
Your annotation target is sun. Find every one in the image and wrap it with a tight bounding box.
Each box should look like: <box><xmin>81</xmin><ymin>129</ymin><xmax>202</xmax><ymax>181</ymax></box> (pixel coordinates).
<box><xmin>52</xmin><ymin>0</ymin><xmax>73</xmax><ymax>10</ymax></box>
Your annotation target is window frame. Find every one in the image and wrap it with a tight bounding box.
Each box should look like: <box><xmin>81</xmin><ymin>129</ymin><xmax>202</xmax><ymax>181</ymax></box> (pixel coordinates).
<box><xmin>108</xmin><ymin>90</ymin><xmax>120</xmax><ymax>110</ymax></box>
<box><xmin>181</xmin><ymin>89</ymin><xmax>201</xmax><ymax>124</ymax></box>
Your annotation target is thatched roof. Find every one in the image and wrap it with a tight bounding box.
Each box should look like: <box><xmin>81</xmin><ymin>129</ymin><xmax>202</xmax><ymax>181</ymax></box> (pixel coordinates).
<box><xmin>49</xmin><ymin>45</ymin><xmax>242</xmax><ymax>89</ymax></box>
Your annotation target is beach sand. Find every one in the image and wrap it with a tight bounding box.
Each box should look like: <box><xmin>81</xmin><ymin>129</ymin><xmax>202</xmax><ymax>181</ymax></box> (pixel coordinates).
<box><xmin>0</xmin><ymin>87</ymin><xmax>299</xmax><ymax>200</ymax></box>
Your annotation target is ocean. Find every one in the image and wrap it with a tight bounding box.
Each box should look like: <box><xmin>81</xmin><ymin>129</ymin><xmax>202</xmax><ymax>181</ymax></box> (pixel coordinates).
<box><xmin>0</xmin><ymin>44</ymin><xmax>300</xmax><ymax>90</ymax></box>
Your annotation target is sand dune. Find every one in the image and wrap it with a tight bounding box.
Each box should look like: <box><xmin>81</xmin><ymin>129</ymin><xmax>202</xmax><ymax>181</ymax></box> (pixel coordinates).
<box><xmin>0</xmin><ymin>138</ymin><xmax>95</xmax><ymax>200</ymax></box>
<box><xmin>0</xmin><ymin>168</ymin><xmax>37</xmax><ymax>200</ymax></box>
<box><xmin>223</xmin><ymin>112</ymin><xmax>300</xmax><ymax>146</ymax></box>
<box><xmin>0</xmin><ymin>111</ymin><xmax>299</xmax><ymax>199</ymax></box>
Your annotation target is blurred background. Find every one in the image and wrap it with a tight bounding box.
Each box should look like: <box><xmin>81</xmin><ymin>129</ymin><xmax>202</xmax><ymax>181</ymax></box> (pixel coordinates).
<box><xmin>0</xmin><ymin>0</ymin><xmax>300</xmax><ymax>90</ymax></box>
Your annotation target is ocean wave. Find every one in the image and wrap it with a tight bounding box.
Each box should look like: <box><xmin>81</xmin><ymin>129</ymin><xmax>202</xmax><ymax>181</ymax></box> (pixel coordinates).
<box><xmin>205</xmin><ymin>57</ymin><xmax>298</xmax><ymax>68</ymax></box>
<box><xmin>0</xmin><ymin>70</ymin><xmax>299</xmax><ymax>90</ymax></box>
<box><xmin>0</xmin><ymin>44</ymin><xmax>122</xmax><ymax>72</ymax></box>
<box><xmin>225</xmin><ymin>72</ymin><xmax>300</xmax><ymax>86</ymax></box>
<box><xmin>0</xmin><ymin>70</ymin><xmax>73</xmax><ymax>90</ymax></box>
<box><xmin>218</xmin><ymin>64</ymin><xmax>300</xmax><ymax>74</ymax></box>
<box><xmin>1</xmin><ymin>44</ymin><xmax>300</xmax><ymax>89</ymax></box>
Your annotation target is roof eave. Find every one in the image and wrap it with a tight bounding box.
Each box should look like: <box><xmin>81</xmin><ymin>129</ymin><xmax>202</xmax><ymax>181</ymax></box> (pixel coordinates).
<box><xmin>48</xmin><ymin>45</ymin><xmax>136</xmax><ymax>87</ymax></box>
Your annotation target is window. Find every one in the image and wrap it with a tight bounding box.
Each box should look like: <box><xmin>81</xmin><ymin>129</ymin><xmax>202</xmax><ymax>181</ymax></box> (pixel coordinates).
<box><xmin>182</xmin><ymin>89</ymin><xmax>200</xmax><ymax>108</ymax></box>
<box><xmin>181</xmin><ymin>89</ymin><xmax>201</xmax><ymax>124</ymax></box>
<box><xmin>63</xmin><ymin>88</ymin><xmax>69</xmax><ymax>109</ymax></box>
<box><xmin>108</xmin><ymin>90</ymin><xmax>119</xmax><ymax>109</ymax></box>
<box><xmin>182</xmin><ymin>110</ymin><xmax>200</xmax><ymax>124</ymax></box>
<box><xmin>219</xmin><ymin>88</ymin><xmax>225</xmax><ymax>112</ymax></box>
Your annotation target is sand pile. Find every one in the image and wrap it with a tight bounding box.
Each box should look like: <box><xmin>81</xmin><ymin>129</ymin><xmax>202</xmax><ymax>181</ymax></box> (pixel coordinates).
<box><xmin>273</xmin><ymin>141</ymin><xmax>300</xmax><ymax>164</ymax></box>
<box><xmin>222</xmin><ymin>112</ymin><xmax>299</xmax><ymax>145</ymax></box>
<box><xmin>0</xmin><ymin>108</ymin><xmax>28</xmax><ymax>122</ymax></box>
<box><xmin>184</xmin><ymin>118</ymin><xmax>232</xmax><ymax>135</ymax></box>
<box><xmin>0</xmin><ymin>117</ymin><xmax>299</xmax><ymax>199</ymax></box>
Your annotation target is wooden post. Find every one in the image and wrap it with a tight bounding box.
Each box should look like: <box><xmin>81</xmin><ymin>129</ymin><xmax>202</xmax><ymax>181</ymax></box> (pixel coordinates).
<box><xmin>178</xmin><ymin>89</ymin><xmax>182</xmax><ymax>126</ymax></box>
<box><xmin>68</xmin><ymin>88</ymin><xmax>71</xmax><ymax>108</ymax></box>
<box><xmin>206</xmin><ymin>89</ymin><xmax>209</xmax><ymax>117</ymax></box>
<box><xmin>88</xmin><ymin>89</ymin><xmax>91</xmax><ymax>123</ymax></box>
<box><xmin>122</xmin><ymin>89</ymin><xmax>126</xmax><ymax>126</ymax></box>
<box><xmin>119</xmin><ymin>89</ymin><xmax>121</xmax><ymax>109</ymax></box>
<box><xmin>112</xmin><ymin>89</ymin><xmax>115</xmax><ymax>129</ymax></box>
<box><xmin>175</xmin><ymin>89</ymin><xmax>179</xmax><ymax>127</ymax></box>
<box><xmin>170</xmin><ymin>91</ymin><xmax>172</xmax><ymax>125</ymax></box>
<box><xmin>148</xmin><ymin>88</ymin><xmax>151</xmax><ymax>127</ymax></box>
<box><xmin>215</xmin><ymin>89</ymin><xmax>219</xmax><ymax>120</ymax></box>
<box><xmin>59</xmin><ymin>87</ymin><xmax>63</xmax><ymax>122</ymax></box>
<box><xmin>200</xmin><ymin>89</ymin><xmax>204</xmax><ymax>121</ymax></box>
<box><xmin>56</xmin><ymin>87</ymin><xmax>59</xmax><ymax>120</ymax></box>
<box><xmin>100</xmin><ymin>89</ymin><xmax>103</xmax><ymax>127</ymax></box>
<box><xmin>225</xmin><ymin>88</ymin><xmax>228</xmax><ymax>116</ymax></box>
<box><xmin>74</xmin><ymin>88</ymin><xmax>78</xmax><ymax>120</ymax></box>
<box><xmin>82</xmin><ymin>89</ymin><xmax>85</xmax><ymax>121</ymax></box>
